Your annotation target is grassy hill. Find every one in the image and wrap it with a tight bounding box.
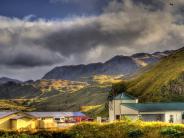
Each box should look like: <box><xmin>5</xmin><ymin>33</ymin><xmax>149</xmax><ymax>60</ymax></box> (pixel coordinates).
<box><xmin>113</xmin><ymin>47</ymin><xmax>184</xmax><ymax>102</ymax></box>
<box><xmin>0</xmin><ymin>75</ymin><xmax>122</xmax><ymax>117</ymax></box>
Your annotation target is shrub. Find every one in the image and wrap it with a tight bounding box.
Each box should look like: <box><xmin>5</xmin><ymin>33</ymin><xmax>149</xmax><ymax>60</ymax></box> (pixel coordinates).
<box><xmin>127</xmin><ymin>129</ymin><xmax>144</xmax><ymax>138</ymax></box>
<box><xmin>160</xmin><ymin>127</ymin><xmax>184</xmax><ymax>138</ymax></box>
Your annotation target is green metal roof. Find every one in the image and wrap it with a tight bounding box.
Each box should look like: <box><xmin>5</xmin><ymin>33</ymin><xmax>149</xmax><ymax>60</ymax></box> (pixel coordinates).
<box><xmin>122</xmin><ymin>103</ymin><xmax>184</xmax><ymax>112</ymax></box>
<box><xmin>114</xmin><ymin>93</ymin><xmax>136</xmax><ymax>100</ymax></box>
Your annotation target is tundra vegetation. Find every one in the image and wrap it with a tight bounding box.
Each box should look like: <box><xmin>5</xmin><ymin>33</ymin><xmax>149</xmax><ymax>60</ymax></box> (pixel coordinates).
<box><xmin>1</xmin><ymin>120</ymin><xmax>184</xmax><ymax>138</ymax></box>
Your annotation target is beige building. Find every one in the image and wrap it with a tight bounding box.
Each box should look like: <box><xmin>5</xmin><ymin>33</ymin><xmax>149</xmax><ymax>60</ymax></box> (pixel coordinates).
<box><xmin>109</xmin><ymin>93</ymin><xmax>184</xmax><ymax>124</ymax></box>
<box><xmin>0</xmin><ymin>112</ymin><xmax>37</xmax><ymax>130</ymax></box>
<box><xmin>0</xmin><ymin>111</ymin><xmax>86</xmax><ymax>130</ymax></box>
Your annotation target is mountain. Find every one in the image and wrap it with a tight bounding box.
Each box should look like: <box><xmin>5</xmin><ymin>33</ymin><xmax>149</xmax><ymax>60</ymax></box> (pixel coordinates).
<box><xmin>43</xmin><ymin>51</ymin><xmax>172</xmax><ymax>81</ymax></box>
<box><xmin>0</xmin><ymin>49</ymin><xmax>176</xmax><ymax>116</ymax></box>
<box><xmin>113</xmin><ymin>47</ymin><xmax>184</xmax><ymax>102</ymax></box>
<box><xmin>0</xmin><ymin>77</ymin><xmax>21</xmax><ymax>85</ymax></box>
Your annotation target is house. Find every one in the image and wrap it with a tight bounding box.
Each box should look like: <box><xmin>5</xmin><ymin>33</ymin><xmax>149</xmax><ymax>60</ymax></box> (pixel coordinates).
<box><xmin>109</xmin><ymin>93</ymin><xmax>184</xmax><ymax>123</ymax></box>
<box><xmin>10</xmin><ymin>114</ymin><xmax>37</xmax><ymax>130</ymax></box>
<box><xmin>0</xmin><ymin>111</ymin><xmax>37</xmax><ymax>130</ymax></box>
<box><xmin>0</xmin><ymin>111</ymin><xmax>86</xmax><ymax>130</ymax></box>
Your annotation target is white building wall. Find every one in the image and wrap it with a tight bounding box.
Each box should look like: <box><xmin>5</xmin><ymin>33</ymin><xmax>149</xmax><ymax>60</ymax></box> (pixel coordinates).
<box><xmin>164</xmin><ymin>112</ymin><xmax>183</xmax><ymax>124</ymax></box>
<box><xmin>109</xmin><ymin>101</ymin><xmax>115</xmax><ymax>121</ymax></box>
<box><xmin>109</xmin><ymin>100</ymin><xmax>122</xmax><ymax>121</ymax></box>
<box><xmin>109</xmin><ymin>99</ymin><xmax>138</xmax><ymax>121</ymax></box>
<box><xmin>141</xmin><ymin>114</ymin><xmax>164</xmax><ymax>122</ymax></box>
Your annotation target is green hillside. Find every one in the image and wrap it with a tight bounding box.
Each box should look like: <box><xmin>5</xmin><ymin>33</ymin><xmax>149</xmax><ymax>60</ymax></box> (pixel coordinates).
<box><xmin>113</xmin><ymin>48</ymin><xmax>184</xmax><ymax>102</ymax></box>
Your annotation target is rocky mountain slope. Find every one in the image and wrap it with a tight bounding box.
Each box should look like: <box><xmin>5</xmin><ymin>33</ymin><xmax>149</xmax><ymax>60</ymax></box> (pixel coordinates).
<box><xmin>113</xmin><ymin>47</ymin><xmax>184</xmax><ymax>102</ymax></box>
<box><xmin>43</xmin><ymin>51</ymin><xmax>172</xmax><ymax>81</ymax></box>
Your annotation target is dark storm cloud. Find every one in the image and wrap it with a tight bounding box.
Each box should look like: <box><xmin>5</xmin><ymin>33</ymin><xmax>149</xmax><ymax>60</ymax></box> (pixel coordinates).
<box><xmin>0</xmin><ymin>50</ymin><xmax>62</xmax><ymax>68</ymax></box>
<box><xmin>0</xmin><ymin>45</ymin><xmax>63</xmax><ymax>68</ymax></box>
<box><xmin>0</xmin><ymin>0</ymin><xmax>184</xmax><ymax>70</ymax></box>
<box><xmin>38</xmin><ymin>19</ymin><xmax>143</xmax><ymax>56</ymax></box>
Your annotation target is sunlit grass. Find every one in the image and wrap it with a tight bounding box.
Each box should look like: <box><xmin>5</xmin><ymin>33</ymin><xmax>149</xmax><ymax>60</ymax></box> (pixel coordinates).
<box><xmin>93</xmin><ymin>75</ymin><xmax>123</xmax><ymax>85</ymax></box>
<box><xmin>2</xmin><ymin>120</ymin><xmax>184</xmax><ymax>138</ymax></box>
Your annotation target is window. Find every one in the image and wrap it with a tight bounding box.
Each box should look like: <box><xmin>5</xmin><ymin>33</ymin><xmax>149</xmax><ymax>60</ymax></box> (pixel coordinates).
<box><xmin>182</xmin><ymin>114</ymin><xmax>184</xmax><ymax>120</ymax></box>
<box><xmin>41</xmin><ymin>117</ymin><xmax>46</xmax><ymax>120</ymax></box>
<box><xmin>55</xmin><ymin>118</ymin><xmax>60</xmax><ymax>121</ymax></box>
<box><xmin>169</xmin><ymin>115</ymin><xmax>174</xmax><ymax>123</ymax></box>
<box><xmin>116</xmin><ymin>115</ymin><xmax>120</xmax><ymax>120</ymax></box>
<box><xmin>156</xmin><ymin>114</ymin><xmax>162</xmax><ymax>121</ymax></box>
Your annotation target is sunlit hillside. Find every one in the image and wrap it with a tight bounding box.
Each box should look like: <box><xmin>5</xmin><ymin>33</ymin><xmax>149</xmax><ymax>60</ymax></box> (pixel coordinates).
<box><xmin>32</xmin><ymin>79</ymin><xmax>88</xmax><ymax>93</ymax></box>
<box><xmin>114</xmin><ymin>47</ymin><xmax>184</xmax><ymax>102</ymax></box>
<box><xmin>32</xmin><ymin>75</ymin><xmax>122</xmax><ymax>116</ymax></box>
<box><xmin>92</xmin><ymin>75</ymin><xmax>123</xmax><ymax>85</ymax></box>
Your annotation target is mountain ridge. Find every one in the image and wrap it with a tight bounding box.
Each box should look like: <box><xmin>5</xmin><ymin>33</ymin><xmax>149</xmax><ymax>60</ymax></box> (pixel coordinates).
<box><xmin>43</xmin><ymin>50</ymin><xmax>172</xmax><ymax>81</ymax></box>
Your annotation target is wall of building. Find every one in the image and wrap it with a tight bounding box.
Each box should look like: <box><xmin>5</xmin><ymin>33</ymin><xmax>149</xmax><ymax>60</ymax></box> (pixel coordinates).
<box><xmin>11</xmin><ymin>120</ymin><xmax>17</xmax><ymax>130</ymax></box>
<box><xmin>0</xmin><ymin>114</ymin><xmax>17</xmax><ymax>130</ymax></box>
<box><xmin>109</xmin><ymin>100</ymin><xmax>123</xmax><ymax>121</ymax></box>
<box><xmin>109</xmin><ymin>99</ymin><xmax>138</xmax><ymax>121</ymax></box>
<box><xmin>140</xmin><ymin>111</ymin><xmax>183</xmax><ymax>123</ymax></box>
<box><xmin>16</xmin><ymin>118</ymin><xmax>36</xmax><ymax>130</ymax></box>
<box><xmin>141</xmin><ymin>114</ymin><xmax>165</xmax><ymax>122</ymax></box>
<box><xmin>109</xmin><ymin>100</ymin><xmax>116</xmax><ymax>121</ymax></box>
<box><xmin>164</xmin><ymin>112</ymin><xmax>182</xmax><ymax>124</ymax></box>
<box><xmin>39</xmin><ymin>117</ymin><xmax>57</xmax><ymax>129</ymax></box>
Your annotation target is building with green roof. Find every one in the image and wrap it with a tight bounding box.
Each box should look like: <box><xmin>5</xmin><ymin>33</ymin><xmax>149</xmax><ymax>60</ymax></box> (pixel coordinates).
<box><xmin>113</xmin><ymin>93</ymin><xmax>137</xmax><ymax>100</ymax></box>
<box><xmin>109</xmin><ymin>93</ymin><xmax>184</xmax><ymax>123</ymax></box>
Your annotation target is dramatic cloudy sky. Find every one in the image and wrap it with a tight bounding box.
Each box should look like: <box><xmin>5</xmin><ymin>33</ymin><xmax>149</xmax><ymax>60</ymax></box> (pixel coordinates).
<box><xmin>0</xmin><ymin>0</ymin><xmax>184</xmax><ymax>80</ymax></box>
